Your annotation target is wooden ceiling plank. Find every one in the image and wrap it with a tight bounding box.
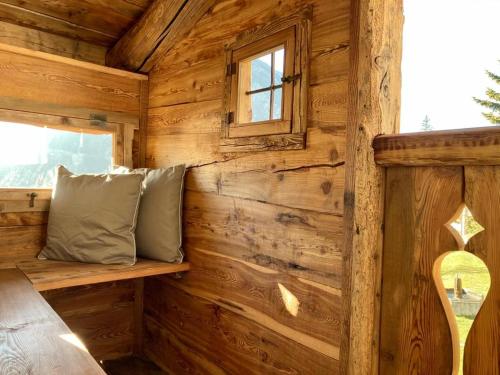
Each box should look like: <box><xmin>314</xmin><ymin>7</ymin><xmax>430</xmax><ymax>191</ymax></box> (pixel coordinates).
<box><xmin>106</xmin><ymin>0</ymin><xmax>217</xmax><ymax>72</ymax></box>
<box><xmin>106</xmin><ymin>0</ymin><xmax>186</xmax><ymax>71</ymax></box>
<box><xmin>0</xmin><ymin>0</ymin><xmax>153</xmax><ymax>41</ymax></box>
<box><xmin>139</xmin><ymin>0</ymin><xmax>216</xmax><ymax>72</ymax></box>
<box><xmin>0</xmin><ymin>1</ymin><xmax>116</xmax><ymax>46</ymax></box>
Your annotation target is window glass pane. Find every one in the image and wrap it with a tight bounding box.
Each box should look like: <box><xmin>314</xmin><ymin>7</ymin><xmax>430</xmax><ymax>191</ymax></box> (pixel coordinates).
<box><xmin>251</xmin><ymin>54</ymin><xmax>272</xmax><ymax>91</ymax></box>
<box><xmin>251</xmin><ymin>91</ymin><xmax>271</xmax><ymax>122</ymax></box>
<box><xmin>273</xmin><ymin>88</ymin><xmax>282</xmax><ymax>120</ymax></box>
<box><xmin>274</xmin><ymin>48</ymin><xmax>285</xmax><ymax>85</ymax></box>
<box><xmin>0</xmin><ymin>122</ymin><xmax>113</xmax><ymax>188</ymax></box>
<box><xmin>400</xmin><ymin>0</ymin><xmax>500</xmax><ymax>132</ymax></box>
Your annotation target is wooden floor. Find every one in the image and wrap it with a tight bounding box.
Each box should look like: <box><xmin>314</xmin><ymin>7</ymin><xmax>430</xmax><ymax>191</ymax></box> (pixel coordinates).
<box><xmin>102</xmin><ymin>356</ymin><xmax>167</xmax><ymax>375</ymax></box>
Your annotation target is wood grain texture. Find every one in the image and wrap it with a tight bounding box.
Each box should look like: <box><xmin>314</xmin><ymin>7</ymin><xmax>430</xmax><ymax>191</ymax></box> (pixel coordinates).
<box><xmin>0</xmin><ymin>0</ymin><xmax>153</xmax><ymax>46</ymax></box>
<box><xmin>379</xmin><ymin>167</ymin><xmax>463</xmax><ymax>374</ymax></box>
<box><xmin>144</xmin><ymin>277</ymin><xmax>339</xmax><ymax>375</ymax></box>
<box><xmin>0</xmin><ymin>225</ymin><xmax>45</xmax><ymax>268</ymax></box>
<box><xmin>185</xmin><ymin>163</ymin><xmax>345</xmax><ymax>215</ymax></box>
<box><xmin>0</xmin><ymin>188</ymin><xmax>51</xmax><ymax>213</ymax></box>
<box><xmin>183</xmin><ymin>190</ymin><xmax>343</xmax><ymax>288</ymax></box>
<box><xmin>139</xmin><ymin>0</ymin><xmax>217</xmax><ymax>72</ymax></box>
<box><xmin>374</xmin><ymin>127</ymin><xmax>500</xmax><ymax>167</ymax></box>
<box><xmin>42</xmin><ymin>279</ymin><xmax>136</xmax><ymax>361</ymax></box>
<box><xmin>464</xmin><ymin>166</ymin><xmax>500</xmax><ymax>374</ymax></box>
<box><xmin>143</xmin><ymin>0</ymin><xmax>349</xmax><ymax>372</ymax></box>
<box><xmin>17</xmin><ymin>258</ymin><xmax>190</xmax><ymax>291</ymax></box>
<box><xmin>0</xmin><ymin>268</ymin><xmax>105</xmax><ymax>374</ymax></box>
<box><xmin>0</xmin><ymin>45</ymin><xmax>142</xmax><ymax>115</ymax></box>
<box><xmin>0</xmin><ymin>20</ymin><xmax>106</xmax><ymax>64</ymax></box>
<box><xmin>340</xmin><ymin>0</ymin><xmax>403</xmax><ymax>372</ymax></box>
<box><xmin>106</xmin><ymin>0</ymin><xmax>186</xmax><ymax>70</ymax></box>
<box><xmin>172</xmin><ymin>247</ymin><xmax>342</xmax><ymax>350</ymax></box>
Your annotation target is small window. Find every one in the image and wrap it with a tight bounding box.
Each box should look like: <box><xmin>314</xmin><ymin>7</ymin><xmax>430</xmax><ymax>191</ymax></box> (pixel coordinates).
<box><xmin>220</xmin><ymin>9</ymin><xmax>311</xmax><ymax>152</ymax></box>
<box><xmin>0</xmin><ymin>122</ymin><xmax>113</xmax><ymax>188</ymax></box>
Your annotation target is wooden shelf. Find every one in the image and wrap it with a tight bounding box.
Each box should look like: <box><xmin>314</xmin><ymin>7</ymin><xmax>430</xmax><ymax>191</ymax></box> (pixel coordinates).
<box><xmin>0</xmin><ymin>268</ymin><xmax>106</xmax><ymax>374</ymax></box>
<box><xmin>16</xmin><ymin>258</ymin><xmax>190</xmax><ymax>291</ymax></box>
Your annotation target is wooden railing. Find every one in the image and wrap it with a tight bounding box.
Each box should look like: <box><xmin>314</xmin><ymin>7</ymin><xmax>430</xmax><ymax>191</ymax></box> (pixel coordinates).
<box><xmin>375</xmin><ymin>128</ymin><xmax>500</xmax><ymax>374</ymax></box>
<box><xmin>373</xmin><ymin>126</ymin><xmax>500</xmax><ymax>166</ymax></box>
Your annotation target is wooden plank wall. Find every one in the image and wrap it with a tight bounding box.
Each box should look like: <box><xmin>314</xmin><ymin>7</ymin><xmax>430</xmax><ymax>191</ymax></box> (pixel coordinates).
<box><xmin>143</xmin><ymin>0</ymin><xmax>350</xmax><ymax>373</ymax></box>
<box><xmin>0</xmin><ymin>47</ymin><xmax>147</xmax><ymax>361</ymax></box>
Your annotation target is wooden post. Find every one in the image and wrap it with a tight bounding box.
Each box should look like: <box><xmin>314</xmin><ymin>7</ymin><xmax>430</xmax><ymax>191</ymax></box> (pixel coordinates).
<box><xmin>341</xmin><ymin>0</ymin><xmax>403</xmax><ymax>373</ymax></box>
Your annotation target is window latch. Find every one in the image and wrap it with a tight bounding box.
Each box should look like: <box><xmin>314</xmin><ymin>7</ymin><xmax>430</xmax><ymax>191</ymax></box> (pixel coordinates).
<box><xmin>27</xmin><ymin>192</ymin><xmax>38</xmax><ymax>208</ymax></box>
<box><xmin>281</xmin><ymin>74</ymin><xmax>302</xmax><ymax>84</ymax></box>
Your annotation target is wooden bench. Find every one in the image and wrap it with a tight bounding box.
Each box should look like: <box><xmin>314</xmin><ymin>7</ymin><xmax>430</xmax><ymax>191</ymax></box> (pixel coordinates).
<box><xmin>0</xmin><ymin>268</ymin><xmax>106</xmax><ymax>374</ymax></box>
<box><xmin>0</xmin><ymin>259</ymin><xmax>190</xmax><ymax>373</ymax></box>
<box><xmin>15</xmin><ymin>258</ymin><xmax>190</xmax><ymax>291</ymax></box>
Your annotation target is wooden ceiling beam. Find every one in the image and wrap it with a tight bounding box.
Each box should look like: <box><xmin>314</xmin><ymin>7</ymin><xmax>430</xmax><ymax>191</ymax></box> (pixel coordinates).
<box><xmin>106</xmin><ymin>0</ymin><xmax>216</xmax><ymax>72</ymax></box>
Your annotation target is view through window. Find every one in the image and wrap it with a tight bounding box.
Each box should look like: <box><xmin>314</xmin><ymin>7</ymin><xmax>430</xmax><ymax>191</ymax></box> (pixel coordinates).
<box><xmin>0</xmin><ymin>122</ymin><xmax>113</xmax><ymax>188</ymax></box>
<box><xmin>238</xmin><ymin>46</ymin><xmax>284</xmax><ymax>123</ymax></box>
<box><xmin>401</xmin><ymin>0</ymin><xmax>500</xmax><ymax>132</ymax></box>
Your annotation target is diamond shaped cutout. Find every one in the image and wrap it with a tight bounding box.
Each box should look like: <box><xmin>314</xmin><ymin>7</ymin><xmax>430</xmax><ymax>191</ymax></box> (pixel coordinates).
<box><xmin>445</xmin><ymin>204</ymin><xmax>485</xmax><ymax>249</ymax></box>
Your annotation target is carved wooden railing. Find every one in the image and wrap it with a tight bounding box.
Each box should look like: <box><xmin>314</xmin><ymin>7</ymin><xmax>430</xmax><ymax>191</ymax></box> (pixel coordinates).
<box><xmin>374</xmin><ymin>127</ymin><xmax>500</xmax><ymax>374</ymax></box>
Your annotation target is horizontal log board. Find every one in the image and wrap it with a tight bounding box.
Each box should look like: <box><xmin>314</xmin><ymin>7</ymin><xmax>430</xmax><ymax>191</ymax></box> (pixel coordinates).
<box><xmin>373</xmin><ymin>127</ymin><xmax>500</xmax><ymax>166</ymax></box>
<box><xmin>0</xmin><ymin>268</ymin><xmax>106</xmax><ymax>374</ymax></box>
<box><xmin>144</xmin><ymin>277</ymin><xmax>339</xmax><ymax>374</ymax></box>
<box><xmin>144</xmin><ymin>0</ymin><xmax>350</xmax><ymax>372</ymax></box>
<box><xmin>0</xmin><ymin>46</ymin><xmax>142</xmax><ymax>116</ymax></box>
<box><xmin>0</xmin><ymin>0</ymin><xmax>153</xmax><ymax>47</ymax></box>
<box><xmin>0</xmin><ymin>21</ymin><xmax>106</xmax><ymax>64</ymax></box>
<box><xmin>169</xmin><ymin>247</ymin><xmax>342</xmax><ymax>349</ymax></box>
<box><xmin>183</xmin><ymin>190</ymin><xmax>344</xmax><ymax>288</ymax></box>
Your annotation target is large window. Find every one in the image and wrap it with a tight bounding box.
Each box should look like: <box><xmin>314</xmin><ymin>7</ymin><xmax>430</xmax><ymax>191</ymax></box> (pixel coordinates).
<box><xmin>401</xmin><ymin>0</ymin><xmax>500</xmax><ymax>133</ymax></box>
<box><xmin>0</xmin><ymin>122</ymin><xmax>113</xmax><ymax>188</ymax></box>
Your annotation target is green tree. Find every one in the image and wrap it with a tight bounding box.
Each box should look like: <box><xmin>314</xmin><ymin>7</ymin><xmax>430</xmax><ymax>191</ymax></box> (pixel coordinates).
<box><xmin>474</xmin><ymin>64</ymin><xmax>500</xmax><ymax>125</ymax></box>
<box><xmin>421</xmin><ymin>115</ymin><xmax>433</xmax><ymax>131</ymax></box>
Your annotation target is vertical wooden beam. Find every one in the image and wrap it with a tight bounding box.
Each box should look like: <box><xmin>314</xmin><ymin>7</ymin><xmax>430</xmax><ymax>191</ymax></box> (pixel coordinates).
<box><xmin>341</xmin><ymin>0</ymin><xmax>403</xmax><ymax>373</ymax></box>
<box><xmin>138</xmin><ymin>80</ymin><xmax>149</xmax><ymax>168</ymax></box>
<box><xmin>133</xmin><ymin>278</ymin><xmax>145</xmax><ymax>357</ymax></box>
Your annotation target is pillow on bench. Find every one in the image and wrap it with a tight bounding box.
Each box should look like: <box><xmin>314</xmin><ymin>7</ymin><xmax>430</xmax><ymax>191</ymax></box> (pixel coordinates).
<box><xmin>38</xmin><ymin>166</ymin><xmax>143</xmax><ymax>265</ymax></box>
<box><xmin>114</xmin><ymin>165</ymin><xmax>185</xmax><ymax>263</ymax></box>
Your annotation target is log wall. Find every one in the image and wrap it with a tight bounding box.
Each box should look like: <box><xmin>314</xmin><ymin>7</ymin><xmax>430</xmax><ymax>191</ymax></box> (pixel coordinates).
<box><xmin>143</xmin><ymin>0</ymin><xmax>350</xmax><ymax>373</ymax></box>
<box><xmin>0</xmin><ymin>46</ymin><xmax>148</xmax><ymax>361</ymax></box>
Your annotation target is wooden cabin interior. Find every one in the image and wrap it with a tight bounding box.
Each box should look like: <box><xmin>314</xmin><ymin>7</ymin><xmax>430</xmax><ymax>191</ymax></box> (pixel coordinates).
<box><xmin>0</xmin><ymin>0</ymin><xmax>499</xmax><ymax>374</ymax></box>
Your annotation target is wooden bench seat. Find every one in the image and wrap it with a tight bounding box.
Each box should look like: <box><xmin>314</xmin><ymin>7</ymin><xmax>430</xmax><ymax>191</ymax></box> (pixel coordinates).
<box><xmin>15</xmin><ymin>258</ymin><xmax>190</xmax><ymax>291</ymax></box>
<box><xmin>0</xmin><ymin>268</ymin><xmax>106</xmax><ymax>374</ymax></box>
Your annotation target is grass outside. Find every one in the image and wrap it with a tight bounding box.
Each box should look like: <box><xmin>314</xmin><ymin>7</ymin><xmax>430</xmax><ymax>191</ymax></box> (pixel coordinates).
<box><xmin>440</xmin><ymin>251</ymin><xmax>490</xmax><ymax>374</ymax></box>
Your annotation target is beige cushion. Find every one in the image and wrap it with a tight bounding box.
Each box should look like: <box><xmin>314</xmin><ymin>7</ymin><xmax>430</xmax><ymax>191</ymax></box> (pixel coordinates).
<box><xmin>114</xmin><ymin>165</ymin><xmax>185</xmax><ymax>263</ymax></box>
<box><xmin>38</xmin><ymin>166</ymin><xmax>143</xmax><ymax>265</ymax></box>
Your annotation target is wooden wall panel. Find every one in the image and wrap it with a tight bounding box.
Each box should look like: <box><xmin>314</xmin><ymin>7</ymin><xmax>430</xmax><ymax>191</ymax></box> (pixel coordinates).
<box><xmin>379</xmin><ymin>167</ymin><xmax>463</xmax><ymax>374</ymax></box>
<box><xmin>41</xmin><ymin>280</ymin><xmax>136</xmax><ymax>361</ymax></box>
<box><xmin>144</xmin><ymin>0</ymin><xmax>349</xmax><ymax>373</ymax></box>
<box><xmin>464</xmin><ymin>166</ymin><xmax>500</xmax><ymax>374</ymax></box>
<box><xmin>144</xmin><ymin>276</ymin><xmax>339</xmax><ymax>375</ymax></box>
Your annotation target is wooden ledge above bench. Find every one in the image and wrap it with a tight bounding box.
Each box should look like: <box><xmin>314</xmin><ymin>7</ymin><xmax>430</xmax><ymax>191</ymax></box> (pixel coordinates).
<box><xmin>15</xmin><ymin>258</ymin><xmax>190</xmax><ymax>291</ymax></box>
